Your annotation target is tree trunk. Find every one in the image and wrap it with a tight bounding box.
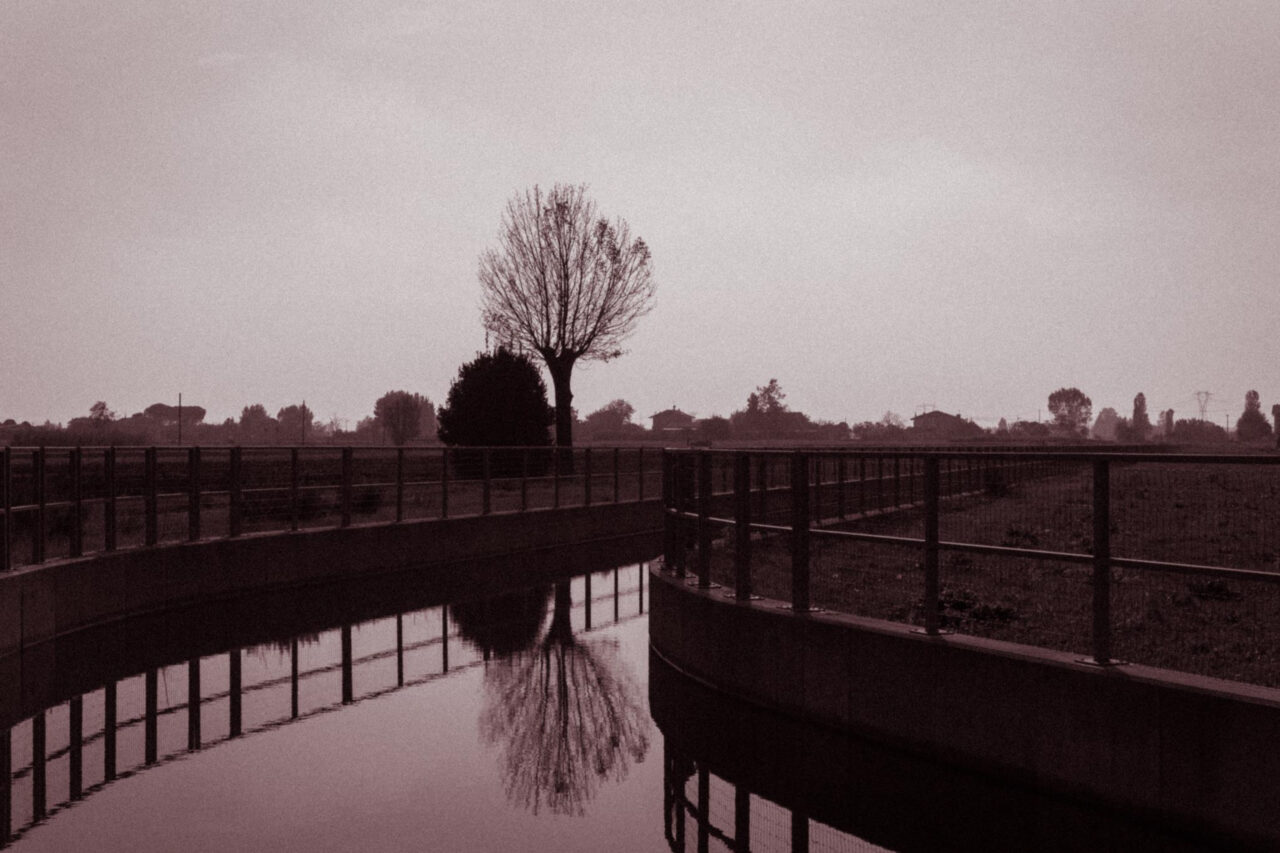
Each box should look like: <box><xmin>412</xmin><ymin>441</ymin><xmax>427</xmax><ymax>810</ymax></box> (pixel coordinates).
<box><xmin>545</xmin><ymin>355</ymin><xmax>576</xmax><ymax>474</ymax></box>
<box><xmin>546</xmin><ymin>357</ymin><xmax>575</xmax><ymax>447</ymax></box>
<box><xmin>547</xmin><ymin>581</ymin><xmax>574</xmax><ymax>644</ymax></box>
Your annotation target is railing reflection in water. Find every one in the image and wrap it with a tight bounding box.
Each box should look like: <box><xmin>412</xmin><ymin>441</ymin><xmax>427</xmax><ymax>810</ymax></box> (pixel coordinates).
<box><xmin>664</xmin><ymin>746</ymin><xmax>877</xmax><ymax>853</ymax></box>
<box><xmin>0</xmin><ymin>563</ymin><xmax>649</xmax><ymax>847</ymax></box>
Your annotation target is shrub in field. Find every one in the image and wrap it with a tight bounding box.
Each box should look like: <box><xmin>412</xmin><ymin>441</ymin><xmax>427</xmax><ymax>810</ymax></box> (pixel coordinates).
<box><xmin>437</xmin><ymin>348</ymin><xmax>553</xmax><ymax>480</ymax></box>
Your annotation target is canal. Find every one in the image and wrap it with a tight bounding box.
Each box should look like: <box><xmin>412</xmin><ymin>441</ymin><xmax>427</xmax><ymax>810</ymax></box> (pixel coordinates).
<box><xmin>0</xmin><ymin>552</ymin><xmax>1248</xmax><ymax>851</ymax></box>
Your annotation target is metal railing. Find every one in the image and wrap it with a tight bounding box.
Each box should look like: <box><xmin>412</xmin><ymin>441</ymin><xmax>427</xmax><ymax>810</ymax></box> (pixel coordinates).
<box><xmin>0</xmin><ymin>445</ymin><xmax>662</xmax><ymax>571</ymax></box>
<box><xmin>662</xmin><ymin>449</ymin><xmax>1280</xmax><ymax>683</ymax></box>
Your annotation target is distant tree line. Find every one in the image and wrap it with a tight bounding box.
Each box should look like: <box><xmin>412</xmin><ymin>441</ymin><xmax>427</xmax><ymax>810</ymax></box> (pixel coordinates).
<box><xmin>0</xmin><ymin>392</ymin><xmax>437</xmax><ymax>446</ymax></box>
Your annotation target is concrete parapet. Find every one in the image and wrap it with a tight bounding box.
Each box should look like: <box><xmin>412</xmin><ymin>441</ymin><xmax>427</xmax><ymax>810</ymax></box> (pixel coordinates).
<box><xmin>0</xmin><ymin>500</ymin><xmax>662</xmax><ymax>657</ymax></box>
<box><xmin>649</xmin><ymin>568</ymin><xmax>1280</xmax><ymax>848</ymax></box>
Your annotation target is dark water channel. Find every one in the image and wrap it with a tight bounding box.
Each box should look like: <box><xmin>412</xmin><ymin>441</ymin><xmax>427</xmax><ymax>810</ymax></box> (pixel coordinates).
<box><xmin>0</xmin><ymin>546</ymin><xmax>1246</xmax><ymax>852</ymax></box>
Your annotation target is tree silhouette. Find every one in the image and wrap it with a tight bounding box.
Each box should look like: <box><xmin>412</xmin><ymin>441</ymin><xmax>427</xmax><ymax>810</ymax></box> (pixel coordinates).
<box><xmin>1131</xmin><ymin>392</ymin><xmax>1150</xmax><ymax>442</ymax></box>
<box><xmin>276</xmin><ymin>403</ymin><xmax>313</xmax><ymax>444</ymax></box>
<box><xmin>373</xmin><ymin>390</ymin><xmax>425</xmax><ymax>446</ymax></box>
<box><xmin>238</xmin><ymin>404</ymin><xmax>276</xmax><ymax>443</ymax></box>
<box><xmin>478</xmin><ymin>184</ymin><xmax>655</xmax><ymax>448</ymax></box>
<box><xmin>1047</xmin><ymin>388</ymin><xmax>1092</xmax><ymax>437</ymax></box>
<box><xmin>1236</xmin><ymin>390</ymin><xmax>1273</xmax><ymax>441</ymax></box>
<box><xmin>437</xmin><ymin>348</ymin><xmax>553</xmax><ymax>477</ymax></box>
<box><xmin>1091</xmin><ymin>407</ymin><xmax>1121</xmax><ymax>441</ymax></box>
<box><xmin>479</xmin><ymin>581</ymin><xmax>650</xmax><ymax>816</ymax></box>
<box><xmin>89</xmin><ymin>401</ymin><xmax>114</xmax><ymax>426</ymax></box>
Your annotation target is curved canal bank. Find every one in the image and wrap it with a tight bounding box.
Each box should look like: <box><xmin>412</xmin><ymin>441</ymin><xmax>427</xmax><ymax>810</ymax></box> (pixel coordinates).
<box><xmin>0</xmin><ymin>500</ymin><xmax>663</xmax><ymax>656</ymax></box>
<box><xmin>648</xmin><ymin>566</ymin><xmax>1280</xmax><ymax>849</ymax></box>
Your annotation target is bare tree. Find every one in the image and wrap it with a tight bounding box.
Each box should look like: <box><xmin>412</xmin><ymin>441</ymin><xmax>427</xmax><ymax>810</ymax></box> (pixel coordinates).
<box><xmin>478</xmin><ymin>184</ymin><xmax>655</xmax><ymax>447</ymax></box>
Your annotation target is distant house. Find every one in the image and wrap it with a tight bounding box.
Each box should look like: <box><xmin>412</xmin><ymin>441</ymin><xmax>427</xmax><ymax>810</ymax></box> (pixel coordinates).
<box><xmin>650</xmin><ymin>407</ymin><xmax>695</xmax><ymax>433</ymax></box>
<box><xmin>909</xmin><ymin>410</ymin><xmax>984</xmax><ymax>441</ymax></box>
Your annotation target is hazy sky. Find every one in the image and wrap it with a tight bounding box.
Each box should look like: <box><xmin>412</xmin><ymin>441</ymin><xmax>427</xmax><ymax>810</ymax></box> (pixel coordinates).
<box><xmin>4</xmin><ymin>1</ymin><xmax>1278</xmax><ymax>430</ymax></box>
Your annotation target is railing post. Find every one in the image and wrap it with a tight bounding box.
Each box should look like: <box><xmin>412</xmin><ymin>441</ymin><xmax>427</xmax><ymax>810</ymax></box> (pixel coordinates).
<box><xmin>792</xmin><ymin>811</ymin><xmax>809</xmax><ymax>853</ymax></box>
<box><xmin>735</xmin><ymin>785</ymin><xmax>751</xmax><ymax>853</ymax></box>
<box><xmin>923</xmin><ymin>457</ymin><xmax>941</xmax><ymax>635</ymax></box>
<box><xmin>289</xmin><ymin>448</ymin><xmax>299</xmax><ymax>531</ymax></box>
<box><xmin>0</xmin><ymin>447</ymin><xmax>9</xmax><ymax>572</ymax></box>
<box><xmin>441</xmin><ymin>448</ymin><xmax>449</xmax><ymax>518</ymax></box>
<box><xmin>1092</xmin><ymin>458</ymin><xmax>1113</xmax><ymax>665</ymax></box>
<box><xmin>697</xmin><ymin>451</ymin><xmax>712</xmax><ymax>588</ymax></box>
<box><xmin>676</xmin><ymin>454</ymin><xmax>693</xmax><ymax>578</ymax></box>
<box><xmin>30</xmin><ymin>448</ymin><xmax>45</xmax><ymax>564</ymax></box>
<box><xmin>69</xmin><ymin>448</ymin><xmax>83</xmax><ymax>558</ymax></box>
<box><xmin>836</xmin><ymin>455</ymin><xmax>846</xmax><ymax>520</ymax></box>
<box><xmin>637</xmin><ymin>447</ymin><xmax>645</xmax><ymax>502</ymax></box>
<box><xmin>144</xmin><ymin>669</ymin><xmax>158</xmax><ymax>764</ymax></box>
<box><xmin>662</xmin><ymin>452</ymin><xmax>675</xmax><ymax>570</ymax></box>
<box><xmin>33</xmin><ymin>711</ymin><xmax>46</xmax><ymax>818</ymax></box>
<box><xmin>144</xmin><ymin>447</ymin><xmax>158</xmax><ymax>546</ymax></box>
<box><xmin>520</xmin><ymin>449</ymin><xmax>529</xmax><ymax>511</ymax></box>
<box><xmin>756</xmin><ymin>455</ymin><xmax>768</xmax><ymax>522</ymax></box>
<box><xmin>791</xmin><ymin>452</ymin><xmax>810</xmax><ymax>612</ymax></box>
<box><xmin>613</xmin><ymin>447</ymin><xmax>621</xmax><ymax>503</ymax></box>
<box><xmin>186</xmin><ymin>657</ymin><xmax>203</xmax><ymax>751</ymax></box>
<box><xmin>395</xmin><ymin>448</ymin><xmax>404</xmax><ymax>522</ymax></box>
<box><xmin>340</xmin><ymin>626</ymin><xmax>353</xmax><ymax>705</ymax></box>
<box><xmin>583</xmin><ymin>448</ymin><xmax>593</xmax><ymax>507</ymax></box>
<box><xmin>32</xmin><ymin>448</ymin><xmax>45</xmax><ymax>564</ymax></box>
<box><xmin>189</xmin><ymin>446</ymin><xmax>202</xmax><ymax>541</ymax></box>
<box><xmin>481</xmin><ymin>449</ymin><xmax>491</xmax><ymax>515</ymax></box>
<box><xmin>228</xmin><ymin>447</ymin><xmax>242</xmax><ymax>537</ymax></box>
<box><xmin>340</xmin><ymin>447</ymin><xmax>353</xmax><ymax>527</ymax></box>
<box><xmin>858</xmin><ymin>456</ymin><xmax>866</xmax><ymax>515</ymax></box>
<box><xmin>734</xmin><ymin>452</ymin><xmax>752</xmax><ymax>600</ymax></box>
<box><xmin>552</xmin><ymin>447</ymin><xmax>560</xmax><ymax>509</ymax></box>
<box><xmin>697</xmin><ymin>764</ymin><xmax>711</xmax><ymax>853</ymax></box>
<box><xmin>104</xmin><ymin>447</ymin><xmax>116</xmax><ymax>551</ymax></box>
<box><xmin>893</xmin><ymin>455</ymin><xmax>901</xmax><ymax>509</ymax></box>
<box><xmin>70</xmin><ymin>697</ymin><xmax>83</xmax><ymax>799</ymax></box>
<box><xmin>230</xmin><ymin>650</ymin><xmax>242</xmax><ymax>735</ymax></box>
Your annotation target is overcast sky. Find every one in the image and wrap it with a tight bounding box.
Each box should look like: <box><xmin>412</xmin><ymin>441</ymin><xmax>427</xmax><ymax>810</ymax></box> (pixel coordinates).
<box><xmin>4</xmin><ymin>1</ymin><xmax>1278</xmax><ymax>430</ymax></box>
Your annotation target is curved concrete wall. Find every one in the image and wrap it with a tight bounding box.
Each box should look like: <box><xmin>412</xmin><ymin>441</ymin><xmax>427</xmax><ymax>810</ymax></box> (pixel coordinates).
<box><xmin>649</xmin><ymin>568</ymin><xmax>1280</xmax><ymax>848</ymax></box>
<box><xmin>0</xmin><ymin>501</ymin><xmax>662</xmax><ymax>656</ymax></box>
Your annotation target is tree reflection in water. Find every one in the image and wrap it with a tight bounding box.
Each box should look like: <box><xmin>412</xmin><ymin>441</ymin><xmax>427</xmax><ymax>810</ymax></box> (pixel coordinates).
<box><xmin>451</xmin><ymin>586</ymin><xmax>552</xmax><ymax>660</ymax></box>
<box><xmin>478</xmin><ymin>580</ymin><xmax>650</xmax><ymax>816</ymax></box>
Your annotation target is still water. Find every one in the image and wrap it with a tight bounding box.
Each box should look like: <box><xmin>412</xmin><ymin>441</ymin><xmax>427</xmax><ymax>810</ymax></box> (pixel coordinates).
<box><xmin>0</xmin><ymin>556</ymin><xmax>1243</xmax><ymax>852</ymax></box>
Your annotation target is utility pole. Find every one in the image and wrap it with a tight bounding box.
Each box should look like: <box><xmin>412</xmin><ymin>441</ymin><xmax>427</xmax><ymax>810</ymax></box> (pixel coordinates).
<box><xmin>177</xmin><ymin>393</ymin><xmax>183</xmax><ymax>446</ymax></box>
<box><xmin>1195</xmin><ymin>391</ymin><xmax>1212</xmax><ymax>421</ymax></box>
